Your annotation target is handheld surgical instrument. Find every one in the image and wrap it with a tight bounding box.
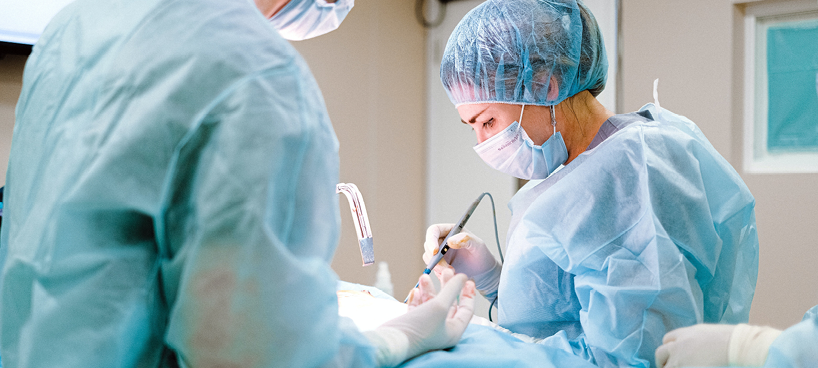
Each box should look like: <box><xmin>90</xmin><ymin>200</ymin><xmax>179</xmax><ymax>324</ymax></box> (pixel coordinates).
<box><xmin>403</xmin><ymin>192</ymin><xmax>490</xmax><ymax>303</ymax></box>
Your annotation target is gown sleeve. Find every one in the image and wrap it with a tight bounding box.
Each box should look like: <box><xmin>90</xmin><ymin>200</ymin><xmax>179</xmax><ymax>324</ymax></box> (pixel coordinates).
<box><xmin>763</xmin><ymin>305</ymin><xmax>818</xmax><ymax>367</ymax></box>
<box><xmin>155</xmin><ymin>65</ymin><xmax>377</xmax><ymax>368</ymax></box>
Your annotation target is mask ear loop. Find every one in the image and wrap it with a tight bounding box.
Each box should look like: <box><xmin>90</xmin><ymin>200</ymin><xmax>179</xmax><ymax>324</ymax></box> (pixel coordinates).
<box><xmin>653</xmin><ymin>79</ymin><xmax>662</xmax><ymax>110</ymax></box>
<box><xmin>518</xmin><ymin>104</ymin><xmax>525</xmax><ymax>125</ymax></box>
<box><xmin>550</xmin><ymin>105</ymin><xmax>557</xmax><ymax>135</ymax></box>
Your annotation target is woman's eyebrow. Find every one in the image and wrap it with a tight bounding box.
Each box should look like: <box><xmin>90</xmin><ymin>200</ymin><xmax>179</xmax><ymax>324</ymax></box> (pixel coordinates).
<box><xmin>461</xmin><ymin>106</ymin><xmax>491</xmax><ymax>124</ymax></box>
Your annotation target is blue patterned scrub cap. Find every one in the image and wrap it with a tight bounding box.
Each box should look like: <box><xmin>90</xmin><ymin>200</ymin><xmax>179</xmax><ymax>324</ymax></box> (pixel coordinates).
<box><xmin>440</xmin><ymin>0</ymin><xmax>607</xmax><ymax>107</ymax></box>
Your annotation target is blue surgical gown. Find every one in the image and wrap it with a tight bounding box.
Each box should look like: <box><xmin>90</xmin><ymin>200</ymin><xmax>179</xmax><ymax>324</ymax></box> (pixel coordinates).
<box><xmin>497</xmin><ymin>104</ymin><xmax>759</xmax><ymax>367</ymax></box>
<box><xmin>763</xmin><ymin>305</ymin><xmax>818</xmax><ymax>367</ymax></box>
<box><xmin>0</xmin><ymin>0</ymin><xmax>376</xmax><ymax>366</ymax></box>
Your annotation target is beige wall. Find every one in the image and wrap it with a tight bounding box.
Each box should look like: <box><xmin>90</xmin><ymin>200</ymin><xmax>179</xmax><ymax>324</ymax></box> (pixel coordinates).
<box><xmin>292</xmin><ymin>0</ymin><xmax>427</xmax><ymax>295</ymax></box>
<box><xmin>621</xmin><ymin>0</ymin><xmax>818</xmax><ymax>329</ymax></box>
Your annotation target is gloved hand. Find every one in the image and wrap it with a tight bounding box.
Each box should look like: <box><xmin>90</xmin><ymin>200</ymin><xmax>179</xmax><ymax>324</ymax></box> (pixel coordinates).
<box><xmin>423</xmin><ymin>224</ymin><xmax>501</xmax><ymax>297</ymax></box>
<box><xmin>364</xmin><ymin>270</ymin><xmax>475</xmax><ymax>367</ymax></box>
<box><xmin>404</xmin><ymin>267</ymin><xmax>463</xmax><ymax>307</ymax></box>
<box><xmin>655</xmin><ymin>324</ymin><xmax>735</xmax><ymax>368</ymax></box>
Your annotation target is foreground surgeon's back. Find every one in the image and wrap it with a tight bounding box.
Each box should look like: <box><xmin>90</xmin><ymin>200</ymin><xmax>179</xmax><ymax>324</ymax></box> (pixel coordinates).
<box><xmin>0</xmin><ymin>0</ymin><xmax>378</xmax><ymax>366</ymax></box>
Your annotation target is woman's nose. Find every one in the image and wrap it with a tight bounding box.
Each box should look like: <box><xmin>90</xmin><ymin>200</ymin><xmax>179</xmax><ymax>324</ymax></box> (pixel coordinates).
<box><xmin>476</xmin><ymin>126</ymin><xmax>499</xmax><ymax>144</ymax></box>
<box><xmin>476</xmin><ymin>130</ymin><xmax>489</xmax><ymax>144</ymax></box>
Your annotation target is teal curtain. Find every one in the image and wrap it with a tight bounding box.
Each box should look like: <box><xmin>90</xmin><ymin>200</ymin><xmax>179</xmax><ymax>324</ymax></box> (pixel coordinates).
<box><xmin>767</xmin><ymin>20</ymin><xmax>818</xmax><ymax>152</ymax></box>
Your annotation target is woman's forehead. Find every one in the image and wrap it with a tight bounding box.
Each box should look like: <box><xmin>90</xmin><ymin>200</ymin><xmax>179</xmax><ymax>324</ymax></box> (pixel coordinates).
<box><xmin>457</xmin><ymin>103</ymin><xmax>522</xmax><ymax>121</ymax></box>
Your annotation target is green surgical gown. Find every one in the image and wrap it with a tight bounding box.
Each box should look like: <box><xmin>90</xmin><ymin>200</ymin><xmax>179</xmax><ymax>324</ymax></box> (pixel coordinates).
<box><xmin>0</xmin><ymin>0</ymin><xmax>376</xmax><ymax>366</ymax></box>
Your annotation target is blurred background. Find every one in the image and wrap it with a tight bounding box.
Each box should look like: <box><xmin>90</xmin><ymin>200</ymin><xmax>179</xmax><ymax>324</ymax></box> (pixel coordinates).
<box><xmin>1</xmin><ymin>0</ymin><xmax>816</xmax><ymax>329</ymax></box>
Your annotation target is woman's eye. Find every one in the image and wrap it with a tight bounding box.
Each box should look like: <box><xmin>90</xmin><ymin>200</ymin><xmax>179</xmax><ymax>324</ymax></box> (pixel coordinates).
<box><xmin>482</xmin><ymin>118</ymin><xmax>494</xmax><ymax>128</ymax></box>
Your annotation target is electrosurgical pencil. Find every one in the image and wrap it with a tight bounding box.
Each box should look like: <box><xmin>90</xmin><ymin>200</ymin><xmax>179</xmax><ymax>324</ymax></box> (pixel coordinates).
<box><xmin>403</xmin><ymin>193</ymin><xmax>487</xmax><ymax>303</ymax></box>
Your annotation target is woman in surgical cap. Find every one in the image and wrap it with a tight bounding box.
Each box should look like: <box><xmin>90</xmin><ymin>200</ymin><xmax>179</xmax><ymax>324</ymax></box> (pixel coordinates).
<box><xmin>423</xmin><ymin>0</ymin><xmax>760</xmax><ymax>367</ymax></box>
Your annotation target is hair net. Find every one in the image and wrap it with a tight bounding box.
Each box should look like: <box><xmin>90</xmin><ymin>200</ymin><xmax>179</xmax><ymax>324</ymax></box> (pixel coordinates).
<box><xmin>440</xmin><ymin>0</ymin><xmax>608</xmax><ymax>107</ymax></box>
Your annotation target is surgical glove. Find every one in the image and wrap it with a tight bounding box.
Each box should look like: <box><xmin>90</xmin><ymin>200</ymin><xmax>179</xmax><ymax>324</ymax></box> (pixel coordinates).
<box><xmin>405</xmin><ymin>267</ymin><xmax>458</xmax><ymax>307</ymax></box>
<box><xmin>655</xmin><ymin>324</ymin><xmax>735</xmax><ymax>368</ymax></box>
<box><xmin>364</xmin><ymin>272</ymin><xmax>475</xmax><ymax>367</ymax></box>
<box><xmin>726</xmin><ymin>324</ymin><xmax>782</xmax><ymax>367</ymax></box>
<box><xmin>423</xmin><ymin>224</ymin><xmax>501</xmax><ymax>297</ymax></box>
<box><xmin>656</xmin><ymin>323</ymin><xmax>783</xmax><ymax>368</ymax></box>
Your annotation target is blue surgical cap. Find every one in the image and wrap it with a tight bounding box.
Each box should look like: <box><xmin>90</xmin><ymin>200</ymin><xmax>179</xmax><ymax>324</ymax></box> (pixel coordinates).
<box><xmin>440</xmin><ymin>0</ymin><xmax>607</xmax><ymax>107</ymax></box>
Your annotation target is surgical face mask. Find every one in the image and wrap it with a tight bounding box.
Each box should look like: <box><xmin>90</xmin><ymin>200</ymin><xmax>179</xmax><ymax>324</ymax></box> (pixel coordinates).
<box><xmin>474</xmin><ymin>105</ymin><xmax>569</xmax><ymax>180</ymax></box>
<box><xmin>270</xmin><ymin>0</ymin><xmax>354</xmax><ymax>41</ymax></box>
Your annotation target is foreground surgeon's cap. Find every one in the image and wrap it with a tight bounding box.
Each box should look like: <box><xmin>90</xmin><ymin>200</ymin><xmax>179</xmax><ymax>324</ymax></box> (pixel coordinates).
<box><xmin>440</xmin><ymin>0</ymin><xmax>607</xmax><ymax>107</ymax></box>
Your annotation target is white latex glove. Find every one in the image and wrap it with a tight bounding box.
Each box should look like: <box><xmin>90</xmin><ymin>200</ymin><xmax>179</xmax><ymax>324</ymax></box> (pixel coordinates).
<box><xmin>364</xmin><ymin>270</ymin><xmax>475</xmax><ymax>367</ymax></box>
<box><xmin>655</xmin><ymin>324</ymin><xmax>735</xmax><ymax>368</ymax></box>
<box><xmin>726</xmin><ymin>324</ymin><xmax>782</xmax><ymax>367</ymax></box>
<box><xmin>423</xmin><ymin>224</ymin><xmax>501</xmax><ymax>296</ymax></box>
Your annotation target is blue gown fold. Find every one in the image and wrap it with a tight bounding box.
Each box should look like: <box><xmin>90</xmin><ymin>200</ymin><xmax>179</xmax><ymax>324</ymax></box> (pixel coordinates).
<box><xmin>763</xmin><ymin>305</ymin><xmax>818</xmax><ymax>367</ymax></box>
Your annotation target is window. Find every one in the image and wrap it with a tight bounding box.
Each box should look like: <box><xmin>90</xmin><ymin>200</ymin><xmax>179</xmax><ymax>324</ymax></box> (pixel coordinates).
<box><xmin>743</xmin><ymin>0</ymin><xmax>818</xmax><ymax>173</ymax></box>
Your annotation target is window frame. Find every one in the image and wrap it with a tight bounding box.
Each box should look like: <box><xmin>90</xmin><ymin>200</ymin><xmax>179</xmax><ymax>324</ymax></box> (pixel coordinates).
<box><xmin>742</xmin><ymin>0</ymin><xmax>818</xmax><ymax>174</ymax></box>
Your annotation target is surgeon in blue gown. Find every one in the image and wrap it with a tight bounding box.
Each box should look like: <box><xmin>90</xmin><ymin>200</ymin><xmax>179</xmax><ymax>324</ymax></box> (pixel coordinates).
<box><xmin>422</xmin><ymin>0</ymin><xmax>760</xmax><ymax>367</ymax></box>
<box><xmin>0</xmin><ymin>0</ymin><xmax>477</xmax><ymax>366</ymax></box>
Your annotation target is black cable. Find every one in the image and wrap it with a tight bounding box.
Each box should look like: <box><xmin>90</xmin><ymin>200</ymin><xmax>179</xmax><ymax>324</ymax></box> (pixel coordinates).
<box><xmin>489</xmin><ymin>296</ymin><xmax>498</xmax><ymax>323</ymax></box>
<box><xmin>415</xmin><ymin>0</ymin><xmax>447</xmax><ymax>28</ymax></box>
<box><xmin>484</xmin><ymin>192</ymin><xmax>503</xmax><ymax>264</ymax></box>
<box><xmin>479</xmin><ymin>192</ymin><xmax>503</xmax><ymax>322</ymax></box>
<box><xmin>0</xmin><ymin>186</ymin><xmax>4</xmax><ymax>231</ymax></box>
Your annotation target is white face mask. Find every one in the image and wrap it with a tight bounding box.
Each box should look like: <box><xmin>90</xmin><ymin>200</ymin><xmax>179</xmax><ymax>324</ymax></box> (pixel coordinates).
<box><xmin>473</xmin><ymin>105</ymin><xmax>569</xmax><ymax>180</ymax></box>
<box><xmin>270</xmin><ymin>0</ymin><xmax>354</xmax><ymax>41</ymax></box>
